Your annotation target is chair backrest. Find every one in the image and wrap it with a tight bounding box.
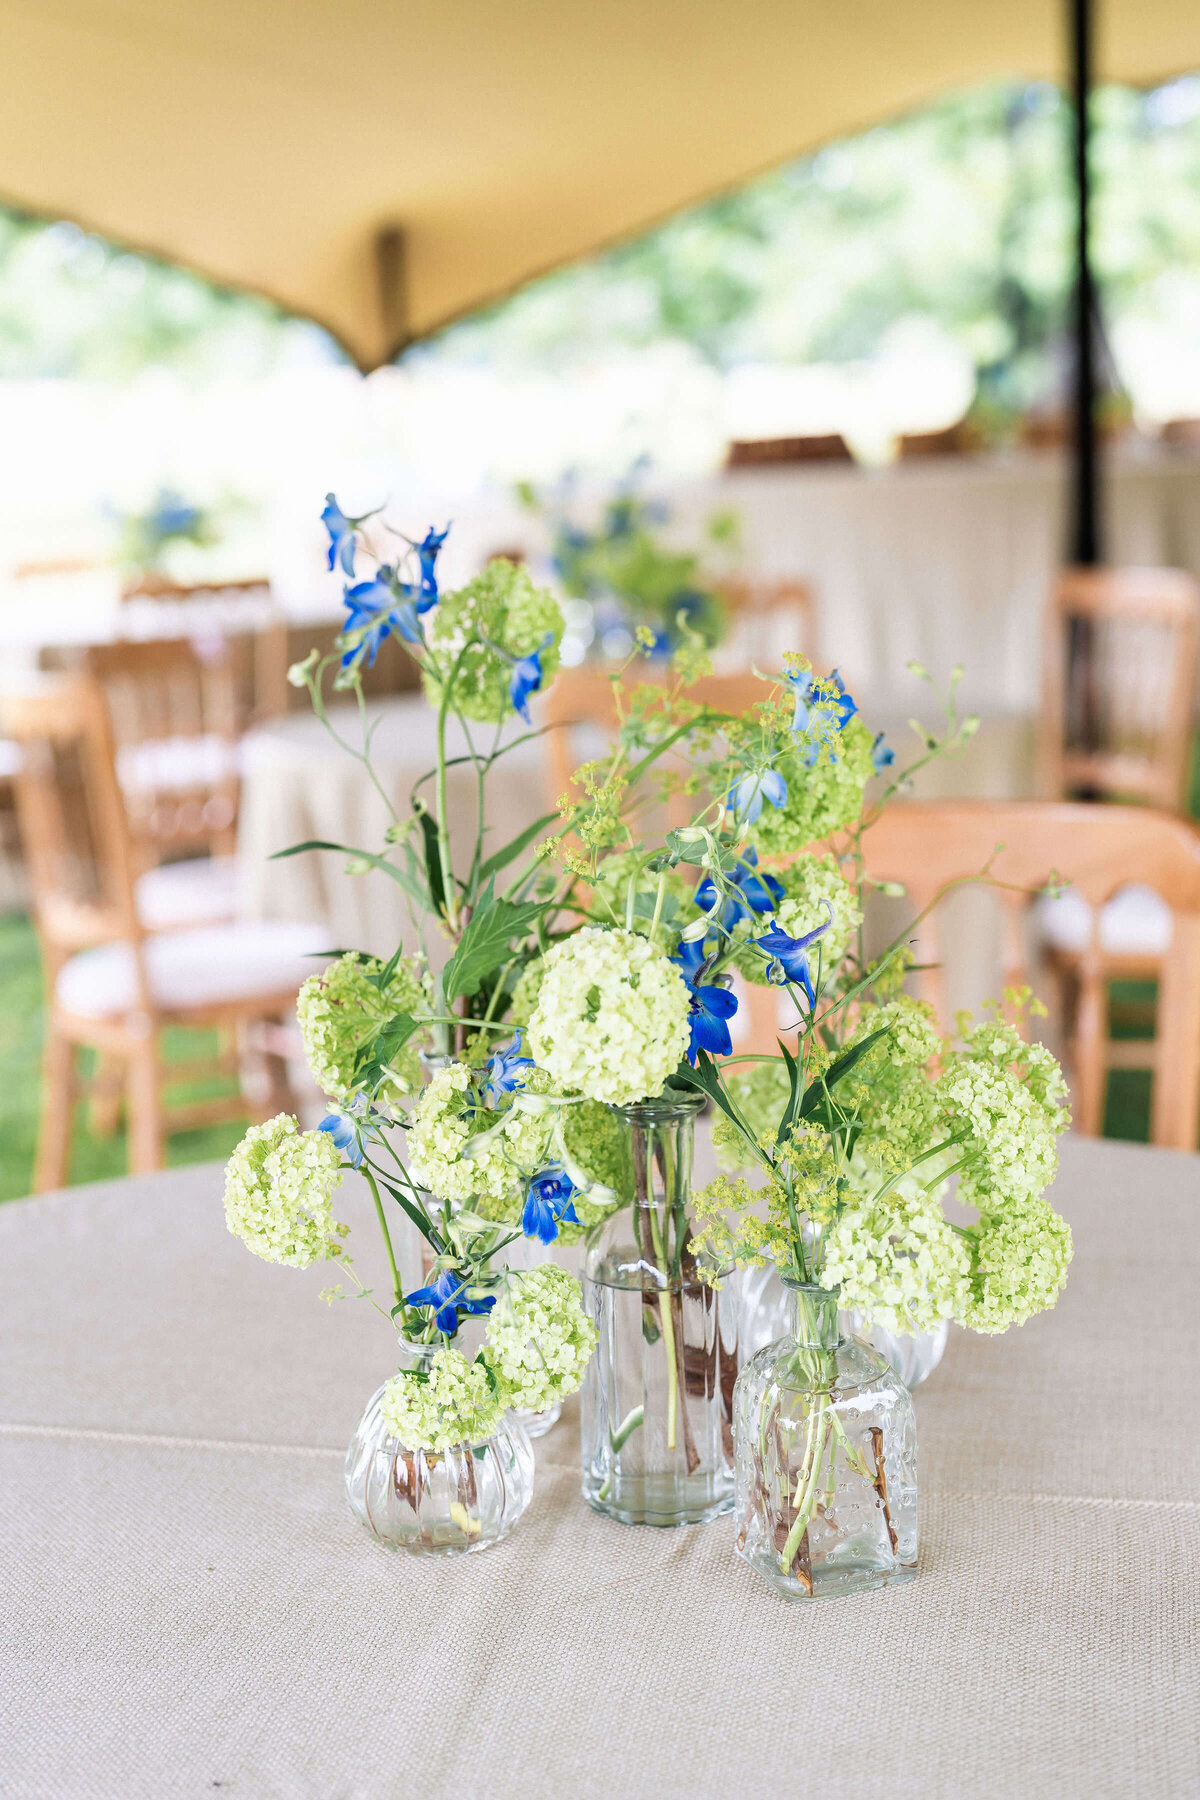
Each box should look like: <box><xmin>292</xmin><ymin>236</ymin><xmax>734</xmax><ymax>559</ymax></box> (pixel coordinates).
<box><xmin>1</xmin><ymin>676</ymin><xmax>147</xmax><ymax>986</ymax></box>
<box><xmin>1039</xmin><ymin>566</ymin><xmax>1200</xmax><ymax>811</ymax></box>
<box><xmin>859</xmin><ymin>799</ymin><xmax>1200</xmax><ymax>1149</ymax></box>
<box><xmin>85</xmin><ymin>637</ymin><xmax>241</xmax><ymax>858</ymax></box>
<box><xmin>118</xmin><ymin>576</ymin><xmax>289</xmax><ymax>724</ymax></box>
<box><xmin>717</xmin><ymin>579</ymin><xmax>814</xmax><ymax>668</ymax></box>
<box><xmin>543</xmin><ymin>668</ymin><xmax>767</xmax><ymax>821</ymax></box>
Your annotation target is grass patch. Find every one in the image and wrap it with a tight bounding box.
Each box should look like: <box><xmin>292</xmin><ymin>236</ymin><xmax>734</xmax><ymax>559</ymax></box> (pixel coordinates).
<box><xmin>0</xmin><ymin>912</ymin><xmax>248</xmax><ymax>1202</ymax></box>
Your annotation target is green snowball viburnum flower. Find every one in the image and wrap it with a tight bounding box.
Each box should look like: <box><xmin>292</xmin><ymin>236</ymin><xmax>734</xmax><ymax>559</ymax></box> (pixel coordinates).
<box><xmin>507</xmin><ymin>956</ymin><xmax>547</xmax><ymax>1029</ymax></box>
<box><xmin>959</xmin><ymin>1197</ymin><xmax>1073</xmax><ymax>1333</ymax></box>
<box><xmin>746</xmin><ymin>716</ymin><xmax>875</xmax><ymax>855</ymax></box>
<box><xmin>487</xmin><ymin>1265</ymin><xmax>598</xmax><ymax>1413</ymax></box>
<box><xmin>380</xmin><ymin>1347</ymin><xmax>509</xmax><ymax>1451</ymax></box>
<box><xmin>422</xmin><ymin>559</ymin><xmax>565</xmax><ymax>724</ymax></box>
<box><xmin>822</xmin><ymin>1183</ymin><xmax>970</xmax><ymax>1335</ymax></box>
<box><xmin>526</xmin><ymin>926</ymin><xmax>691</xmax><ymax>1106</ymax></box>
<box><xmin>408</xmin><ymin>1062</ymin><xmax>557</xmax><ymax>1205</ymax></box>
<box><xmin>223</xmin><ymin>1113</ymin><xmax>345</xmax><ymax>1268</ymax></box>
<box><xmin>296</xmin><ymin>952</ymin><xmax>427</xmax><ymax>1104</ymax></box>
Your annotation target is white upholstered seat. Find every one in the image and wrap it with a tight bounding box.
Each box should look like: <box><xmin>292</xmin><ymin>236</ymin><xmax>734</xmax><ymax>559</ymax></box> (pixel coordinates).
<box><xmin>134</xmin><ymin>856</ymin><xmax>240</xmax><ymax>929</ymax></box>
<box><xmin>1034</xmin><ymin>883</ymin><xmax>1173</xmax><ymax>957</ymax></box>
<box><xmin>56</xmin><ymin>920</ymin><xmax>329</xmax><ymax>1019</ymax></box>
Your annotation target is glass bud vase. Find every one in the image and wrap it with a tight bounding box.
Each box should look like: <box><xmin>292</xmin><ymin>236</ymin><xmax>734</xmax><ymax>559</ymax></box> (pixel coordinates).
<box><xmin>734</xmin><ymin>1281</ymin><xmax>917</xmax><ymax>1600</ymax></box>
<box><xmin>742</xmin><ymin>1261</ymin><xmax>949</xmax><ymax>1389</ymax></box>
<box><xmin>345</xmin><ymin>1340</ymin><xmax>535</xmax><ymax>1555</ymax></box>
<box><xmin>581</xmin><ymin>1090</ymin><xmax>739</xmax><ymax>1526</ymax></box>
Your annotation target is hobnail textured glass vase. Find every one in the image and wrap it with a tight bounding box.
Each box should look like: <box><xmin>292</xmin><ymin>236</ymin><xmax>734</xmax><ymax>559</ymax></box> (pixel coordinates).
<box><xmin>581</xmin><ymin>1091</ymin><xmax>739</xmax><ymax>1527</ymax></box>
<box><xmin>741</xmin><ymin>1262</ymin><xmax>949</xmax><ymax>1389</ymax></box>
<box><xmin>344</xmin><ymin>1342</ymin><xmax>535</xmax><ymax>1555</ymax></box>
<box><xmin>733</xmin><ymin>1282</ymin><xmax>918</xmax><ymax>1600</ymax></box>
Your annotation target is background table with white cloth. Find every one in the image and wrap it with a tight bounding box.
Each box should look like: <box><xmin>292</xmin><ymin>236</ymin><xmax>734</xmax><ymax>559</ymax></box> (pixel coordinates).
<box><xmin>0</xmin><ymin>1134</ymin><xmax>1196</xmax><ymax>1798</ymax></box>
<box><xmin>431</xmin><ymin>444</ymin><xmax>1200</xmax><ymax>712</ymax></box>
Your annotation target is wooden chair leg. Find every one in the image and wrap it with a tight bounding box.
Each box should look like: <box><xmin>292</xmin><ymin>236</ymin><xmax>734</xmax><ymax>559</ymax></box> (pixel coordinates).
<box><xmin>88</xmin><ymin>1051</ymin><xmax>124</xmax><ymax>1138</ymax></box>
<box><xmin>126</xmin><ymin>1031</ymin><xmax>166</xmax><ymax>1174</ymax></box>
<box><xmin>34</xmin><ymin>1030</ymin><xmax>76</xmax><ymax>1194</ymax></box>
<box><xmin>1152</xmin><ymin>917</ymin><xmax>1200</xmax><ymax>1150</ymax></box>
<box><xmin>1070</xmin><ymin>957</ymin><xmax>1107</xmax><ymax>1137</ymax></box>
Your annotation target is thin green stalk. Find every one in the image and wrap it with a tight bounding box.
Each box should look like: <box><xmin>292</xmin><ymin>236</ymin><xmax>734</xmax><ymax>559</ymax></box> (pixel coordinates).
<box><xmin>362</xmin><ymin>1163</ymin><xmax>403</xmax><ymax>1310</ymax></box>
<box><xmin>645</xmin><ymin>1200</ymin><xmax>678</xmax><ymax>1453</ymax></box>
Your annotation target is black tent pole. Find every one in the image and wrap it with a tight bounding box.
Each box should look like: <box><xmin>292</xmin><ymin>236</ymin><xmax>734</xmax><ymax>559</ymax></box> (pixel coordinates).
<box><xmin>1069</xmin><ymin>0</ymin><xmax>1101</xmax><ymax>564</ymax></box>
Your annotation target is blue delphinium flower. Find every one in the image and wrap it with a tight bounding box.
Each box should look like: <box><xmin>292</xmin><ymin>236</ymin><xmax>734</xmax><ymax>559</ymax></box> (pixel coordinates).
<box><xmin>322</xmin><ymin>494</ymin><xmax>358</xmax><ymax>577</ymax></box>
<box><xmin>509</xmin><ymin>632</ymin><xmax>555</xmax><ymax>722</ymax></box>
<box><xmin>405</xmin><ymin>1268</ymin><xmax>497</xmax><ymax>1335</ymax></box>
<box><xmin>752</xmin><ymin>909</ymin><xmax>832</xmax><ymax>1008</ymax></box>
<box><xmin>483</xmin><ymin>1030</ymin><xmax>534</xmax><ymax>1106</ymax></box>
<box><xmin>414</xmin><ymin>524</ymin><xmax>450</xmax><ymax>602</ymax></box>
<box><xmin>672</xmin><ymin>942</ymin><xmax>739</xmax><ymax>1062</ymax></box>
<box><xmin>522</xmin><ymin>1165</ymin><xmax>579</xmax><ymax>1244</ymax></box>
<box><xmin>317</xmin><ymin>1107</ymin><xmax>364</xmax><ymax>1167</ymax></box>
<box><xmin>729</xmin><ymin>767</ymin><xmax>788</xmax><ymax>824</ymax></box>
<box><xmin>340</xmin><ymin>567</ymin><xmax>436</xmax><ymax>666</ymax></box>
<box><xmin>872</xmin><ymin>731</ymin><xmax>895</xmax><ymax>772</ymax></box>
<box><xmin>695</xmin><ymin>848</ymin><xmax>784</xmax><ymax>928</ymax></box>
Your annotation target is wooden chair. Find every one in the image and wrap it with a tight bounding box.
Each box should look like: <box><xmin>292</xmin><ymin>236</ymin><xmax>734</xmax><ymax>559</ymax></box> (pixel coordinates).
<box><xmin>2</xmin><ymin>675</ymin><xmax>329</xmax><ymax>1188</ymax></box>
<box><xmin>1038</xmin><ymin>566</ymin><xmax>1200</xmax><ymax>812</ymax></box>
<box><xmin>858</xmin><ymin>800</ymin><xmax>1200</xmax><ymax>1150</ymax></box>
<box><xmin>86</xmin><ymin>636</ymin><xmax>242</xmax><ymax>880</ymax></box>
<box><xmin>717</xmin><ymin>579</ymin><xmax>814</xmax><ymax>669</ymax></box>
<box><xmin>118</xmin><ymin>575</ymin><xmax>290</xmax><ymax>725</ymax></box>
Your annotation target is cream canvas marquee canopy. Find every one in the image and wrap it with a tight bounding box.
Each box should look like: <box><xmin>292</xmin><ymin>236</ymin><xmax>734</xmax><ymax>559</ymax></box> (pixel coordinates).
<box><xmin>0</xmin><ymin>0</ymin><xmax>1197</xmax><ymax>370</ymax></box>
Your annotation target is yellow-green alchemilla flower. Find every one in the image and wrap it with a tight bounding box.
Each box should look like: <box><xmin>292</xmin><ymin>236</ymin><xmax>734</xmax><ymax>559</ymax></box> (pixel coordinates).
<box><xmin>296</xmin><ymin>952</ymin><xmax>427</xmax><ymax>1104</ymax></box>
<box><xmin>527</xmin><ymin>927</ymin><xmax>691</xmax><ymax>1105</ymax></box>
<box><xmin>746</xmin><ymin>716</ymin><xmax>875</xmax><ymax>854</ymax></box>
<box><xmin>422</xmin><ymin>560</ymin><xmax>565</xmax><ymax>724</ymax></box>
<box><xmin>223</xmin><ymin>1114</ymin><xmax>345</xmax><ymax>1268</ymax></box>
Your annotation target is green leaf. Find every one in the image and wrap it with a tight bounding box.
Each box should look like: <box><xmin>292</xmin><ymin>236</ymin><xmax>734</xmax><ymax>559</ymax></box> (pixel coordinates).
<box><xmin>441</xmin><ymin>878</ymin><xmax>545</xmax><ymax>1001</ymax></box>
<box><xmin>269</xmin><ymin>839</ymin><xmax>427</xmax><ymax>909</ymax></box>
<box><xmin>379</xmin><ymin>1180</ymin><xmax>445</xmax><ymax>1254</ymax></box>
<box><xmin>477</xmin><ymin>812</ymin><xmax>559</xmax><ymax>885</ymax></box>
<box><xmin>670</xmin><ymin>1052</ymin><xmax>743</xmax><ymax>1134</ymax></box>
<box><xmin>415</xmin><ymin>808</ymin><xmax>447</xmax><ymax>915</ymax></box>
<box><xmin>796</xmin><ymin>1026</ymin><xmax>891</xmax><ymax>1123</ymax></box>
<box><xmin>353</xmin><ymin>1012</ymin><xmax>420</xmax><ymax>1085</ymax></box>
<box><xmin>777</xmin><ymin>1039</ymin><xmax>803</xmax><ymax>1145</ymax></box>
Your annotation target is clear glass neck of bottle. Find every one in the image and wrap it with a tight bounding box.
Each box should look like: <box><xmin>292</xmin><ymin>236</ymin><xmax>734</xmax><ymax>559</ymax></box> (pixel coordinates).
<box><xmin>781</xmin><ymin>1279</ymin><xmax>842</xmax><ymax>1353</ymax></box>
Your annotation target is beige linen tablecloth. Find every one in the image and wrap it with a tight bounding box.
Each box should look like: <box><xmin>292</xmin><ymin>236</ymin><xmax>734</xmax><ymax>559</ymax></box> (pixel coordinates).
<box><xmin>1</xmin><ymin>1136</ymin><xmax>1198</xmax><ymax>1799</ymax></box>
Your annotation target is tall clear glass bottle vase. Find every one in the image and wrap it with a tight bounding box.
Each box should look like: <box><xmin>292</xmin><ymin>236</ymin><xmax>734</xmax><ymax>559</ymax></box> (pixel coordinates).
<box><xmin>581</xmin><ymin>1091</ymin><xmax>738</xmax><ymax>1526</ymax></box>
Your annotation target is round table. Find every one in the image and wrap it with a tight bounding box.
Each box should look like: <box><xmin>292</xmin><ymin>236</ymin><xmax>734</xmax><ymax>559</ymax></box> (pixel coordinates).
<box><xmin>1</xmin><ymin>1135</ymin><xmax>1196</xmax><ymax>1798</ymax></box>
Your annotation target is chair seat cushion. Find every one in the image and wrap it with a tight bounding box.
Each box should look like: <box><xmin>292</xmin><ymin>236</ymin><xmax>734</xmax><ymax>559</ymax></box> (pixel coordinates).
<box><xmin>135</xmin><ymin>857</ymin><xmax>240</xmax><ymax>929</ymax></box>
<box><xmin>1034</xmin><ymin>884</ymin><xmax>1173</xmax><ymax>958</ymax></box>
<box><xmin>117</xmin><ymin>735</ymin><xmax>240</xmax><ymax>795</ymax></box>
<box><xmin>56</xmin><ymin>921</ymin><xmax>330</xmax><ymax>1019</ymax></box>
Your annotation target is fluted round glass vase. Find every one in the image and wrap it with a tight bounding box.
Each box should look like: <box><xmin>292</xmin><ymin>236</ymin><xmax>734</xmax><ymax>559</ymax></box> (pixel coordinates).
<box><xmin>734</xmin><ymin>1282</ymin><xmax>917</xmax><ymax>1600</ymax></box>
<box><xmin>345</xmin><ymin>1339</ymin><xmax>535</xmax><ymax>1555</ymax></box>
<box><xmin>581</xmin><ymin>1090</ymin><xmax>739</xmax><ymax>1526</ymax></box>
